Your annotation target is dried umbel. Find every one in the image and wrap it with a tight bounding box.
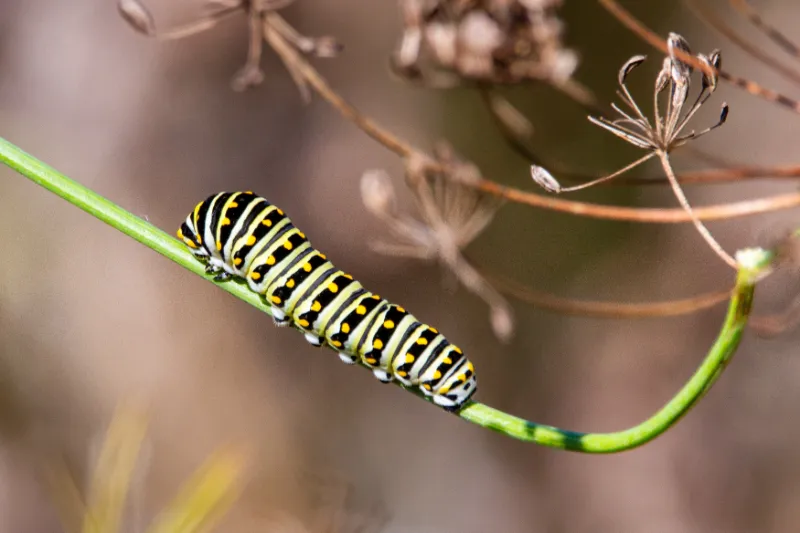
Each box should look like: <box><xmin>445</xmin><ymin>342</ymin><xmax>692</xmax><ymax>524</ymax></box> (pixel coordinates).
<box><xmin>361</xmin><ymin>146</ymin><xmax>514</xmax><ymax>342</ymax></box>
<box><xmin>393</xmin><ymin>0</ymin><xmax>578</xmax><ymax>86</ymax></box>
<box><xmin>532</xmin><ymin>33</ymin><xmax>737</xmax><ymax>269</ymax></box>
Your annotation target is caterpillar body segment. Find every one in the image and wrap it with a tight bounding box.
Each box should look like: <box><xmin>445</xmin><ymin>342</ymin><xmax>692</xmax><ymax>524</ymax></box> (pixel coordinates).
<box><xmin>178</xmin><ymin>191</ymin><xmax>477</xmax><ymax>411</ymax></box>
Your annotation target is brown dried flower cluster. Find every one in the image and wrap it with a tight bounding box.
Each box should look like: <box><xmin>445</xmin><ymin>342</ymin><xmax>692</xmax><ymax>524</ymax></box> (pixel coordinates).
<box><xmin>361</xmin><ymin>145</ymin><xmax>514</xmax><ymax>342</ymax></box>
<box><xmin>393</xmin><ymin>0</ymin><xmax>577</xmax><ymax>86</ymax></box>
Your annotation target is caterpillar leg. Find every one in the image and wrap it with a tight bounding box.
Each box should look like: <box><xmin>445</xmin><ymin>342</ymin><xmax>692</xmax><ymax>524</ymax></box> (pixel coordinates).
<box><xmin>271</xmin><ymin>308</ymin><xmax>291</xmax><ymax>327</ymax></box>
<box><xmin>303</xmin><ymin>332</ymin><xmax>324</xmax><ymax>347</ymax></box>
<box><xmin>372</xmin><ymin>369</ymin><xmax>393</xmax><ymax>383</ymax></box>
<box><xmin>337</xmin><ymin>353</ymin><xmax>357</xmax><ymax>364</ymax></box>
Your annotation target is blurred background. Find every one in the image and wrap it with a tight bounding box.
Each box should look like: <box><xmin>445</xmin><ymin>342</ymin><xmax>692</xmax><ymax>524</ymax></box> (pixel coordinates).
<box><xmin>1</xmin><ymin>0</ymin><xmax>800</xmax><ymax>531</ymax></box>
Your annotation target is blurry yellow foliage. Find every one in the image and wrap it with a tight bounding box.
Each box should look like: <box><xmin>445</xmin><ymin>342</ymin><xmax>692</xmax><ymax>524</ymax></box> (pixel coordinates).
<box><xmin>45</xmin><ymin>400</ymin><xmax>248</xmax><ymax>533</ymax></box>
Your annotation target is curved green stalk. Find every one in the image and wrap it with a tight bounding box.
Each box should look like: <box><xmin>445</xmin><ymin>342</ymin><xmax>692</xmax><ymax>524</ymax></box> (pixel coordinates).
<box><xmin>0</xmin><ymin>136</ymin><xmax>772</xmax><ymax>453</ymax></box>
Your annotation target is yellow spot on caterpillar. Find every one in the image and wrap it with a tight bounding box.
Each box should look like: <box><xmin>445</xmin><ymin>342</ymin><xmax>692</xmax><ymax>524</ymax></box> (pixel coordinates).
<box><xmin>371</xmin><ymin>294</ymin><xmax>380</xmax><ymax>300</ymax></box>
<box><xmin>319</xmin><ymin>253</ymin><xmax>327</xmax><ymax>260</ymax></box>
<box><xmin>328</xmin><ymin>282</ymin><xmax>339</xmax><ymax>293</ymax></box>
<box><xmin>458</xmin><ymin>374</ymin><xmax>466</xmax><ymax>382</ymax></box>
<box><xmin>277</xmin><ymin>208</ymin><xmax>284</xmax><ymax>215</ymax></box>
<box><xmin>271</xmin><ymin>295</ymin><xmax>282</xmax><ymax>304</ymax></box>
<box><xmin>234</xmin><ymin>257</ymin><xmax>243</xmax><ymax>266</ymax></box>
<box><xmin>383</xmin><ymin>320</ymin><xmax>395</xmax><ymax>329</ymax></box>
<box><xmin>177</xmin><ymin>228</ymin><xmax>185</xmax><ymax>239</ymax></box>
<box><xmin>216</xmin><ymin>241</ymin><xmax>222</xmax><ymax>251</ymax></box>
<box><xmin>298</xmin><ymin>319</ymin><xmax>310</xmax><ymax>328</ymax></box>
<box><xmin>443</xmin><ymin>357</ymin><xmax>452</xmax><ymax>364</ymax></box>
<box><xmin>229</xmin><ymin>202</ymin><xmax>238</xmax><ymax>208</ymax></box>
<box><xmin>245</xmin><ymin>190</ymin><xmax>253</xmax><ymax>194</ymax></box>
<box><xmin>222</xmin><ymin>217</ymin><xmax>231</xmax><ymax>226</ymax></box>
<box><xmin>405</xmin><ymin>354</ymin><xmax>415</xmax><ymax>364</ymax></box>
<box><xmin>365</xmin><ymin>357</ymin><xmax>377</xmax><ymax>365</ymax></box>
<box><xmin>196</xmin><ymin>236</ymin><xmax>202</xmax><ymax>244</ymax></box>
<box><xmin>286</xmin><ymin>279</ymin><xmax>295</xmax><ymax>289</ymax></box>
<box><xmin>439</xmin><ymin>386</ymin><xmax>451</xmax><ymax>394</ymax></box>
<box><xmin>284</xmin><ymin>240</ymin><xmax>293</xmax><ymax>250</ymax></box>
<box><xmin>373</xmin><ymin>339</ymin><xmax>383</xmax><ymax>350</ymax></box>
<box><xmin>356</xmin><ymin>305</ymin><xmax>366</xmax><ymax>315</ymax></box>
<box><xmin>422</xmin><ymin>384</ymin><xmax>432</xmax><ymax>391</ymax></box>
<box><xmin>453</xmin><ymin>346</ymin><xmax>463</xmax><ymax>354</ymax></box>
<box><xmin>311</xmin><ymin>301</ymin><xmax>322</xmax><ymax>312</ymax></box>
<box><xmin>433</xmin><ymin>370</ymin><xmax>442</xmax><ymax>379</ymax></box>
<box><xmin>263</xmin><ymin>219</ymin><xmax>273</xmax><ymax>227</ymax></box>
<box><xmin>467</xmin><ymin>362</ymin><xmax>474</xmax><ymax>371</ymax></box>
<box><xmin>303</xmin><ymin>263</ymin><xmax>312</xmax><ymax>272</ymax></box>
<box><xmin>298</xmin><ymin>232</ymin><xmax>306</xmax><ymax>239</ymax></box>
<box><xmin>251</xmin><ymin>271</ymin><xmax>262</xmax><ymax>280</ymax></box>
<box><xmin>247</xmin><ymin>235</ymin><xmax>256</xmax><ymax>246</ymax></box>
<box><xmin>396</xmin><ymin>306</ymin><xmax>406</xmax><ymax>313</ymax></box>
<box><xmin>266</xmin><ymin>255</ymin><xmax>276</xmax><ymax>266</ymax></box>
<box><xmin>429</xmin><ymin>327</ymin><xmax>438</xmax><ymax>334</ymax></box>
<box><xmin>397</xmin><ymin>371</ymin><xmax>408</xmax><ymax>377</ymax></box>
<box><xmin>186</xmin><ymin>240</ymin><xmax>197</xmax><ymax>249</ymax></box>
<box><xmin>416</xmin><ymin>338</ymin><xmax>428</xmax><ymax>346</ymax></box>
<box><xmin>332</xmin><ymin>340</ymin><xmax>342</xmax><ymax>348</ymax></box>
<box><xmin>341</xmin><ymin>323</ymin><xmax>350</xmax><ymax>334</ymax></box>
<box><xmin>343</xmin><ymin>273</ymin><xmax>353</xmax><ymax>280</ymax></box>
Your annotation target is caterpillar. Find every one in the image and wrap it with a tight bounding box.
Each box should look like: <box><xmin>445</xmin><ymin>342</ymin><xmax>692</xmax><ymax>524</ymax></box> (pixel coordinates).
<box><xmin>177</xmin><ymin>191</ymin><xmax>477</xmax><ymax>411</ymax></box>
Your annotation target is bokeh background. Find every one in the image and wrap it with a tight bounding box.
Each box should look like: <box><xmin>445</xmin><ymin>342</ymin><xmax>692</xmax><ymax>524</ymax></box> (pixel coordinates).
<box><xmin>2</xmin><ymin>1</ymin><xmax>800</xmax><ymax>531</ymax></box>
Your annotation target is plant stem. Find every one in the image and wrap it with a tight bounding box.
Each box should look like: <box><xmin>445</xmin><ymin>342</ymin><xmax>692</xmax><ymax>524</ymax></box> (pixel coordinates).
<box><xmin>658</xmin><ymin>150</ymin><xmax>738</xmax><ymax>268</ymax></box>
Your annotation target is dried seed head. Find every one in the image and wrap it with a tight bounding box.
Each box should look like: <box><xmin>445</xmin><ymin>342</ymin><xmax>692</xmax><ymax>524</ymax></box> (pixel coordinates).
<box><xmin>531</xmin><ymin>165</ymin><xmax>561</xmax><ymax>193</ymax></box>
<box><xmin>118</xmin><ymin>0</ymin><xmax>156</xmax><ymax>35</ymax></box>
<box><xmin>699</xmin><ymin>49</ymin><xmax>722</xmax><ymax>92</ymax></box>
<box><xmin>618</xmin><ymin>55</ymin><xmax>647</xmax><ymax>86</ymax></box>
<box><xmin>667</xmin><ymin>32</ymin><xmax>693</xmax><ymax>84</ymax></box>
<box><xmin>655</xmin><ymin>58</ymin><xmax>671</xmax><ymax>94</ymax></box>
<box><xmin>361</xmin><ymin>155</ymin><xmax>511</xmax><ymax>340</ymax></box>
<box><xmin>718</xmin><ymin>102</ymin><xmax>730</xmax><ymax>124</ymax></box>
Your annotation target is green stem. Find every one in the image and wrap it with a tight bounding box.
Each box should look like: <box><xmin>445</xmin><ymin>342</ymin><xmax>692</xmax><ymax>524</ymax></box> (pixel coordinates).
<box><xmin>0</xmin><ymin>136</ymin><xmax>772</xmax><ymax>453</ymax></box>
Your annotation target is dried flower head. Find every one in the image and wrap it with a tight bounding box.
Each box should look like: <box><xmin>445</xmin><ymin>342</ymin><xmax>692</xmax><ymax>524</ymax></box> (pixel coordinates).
<box><xmin>393</xmin><ymin>0</ymin><xmax>578</xmax><ymax>87</ymax></box>
<box><xmin>361</xmin><ymin>146</ymin><xmax>514</xmax><ymax>341</ymax></box>
<box><xmin>118</xmin><ymin>0</ymin><xmax>341</xmax><ymax>94</ymax></box>
<box><xmin>588</xmin><ymin>33</ymin><xmax>728</xmax><ymax>154</ymax></box>
<box><xmin>531</xmin><ymin>33</ymin><xmax>737</xmax><ymax>269</ymax></box>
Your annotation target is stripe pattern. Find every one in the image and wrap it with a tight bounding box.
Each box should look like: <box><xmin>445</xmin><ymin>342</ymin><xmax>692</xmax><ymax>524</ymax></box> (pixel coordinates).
<box><xmin>178</xmin><ymin>191</ymin><xmax>477</xmax><ymax>411</ymax></box>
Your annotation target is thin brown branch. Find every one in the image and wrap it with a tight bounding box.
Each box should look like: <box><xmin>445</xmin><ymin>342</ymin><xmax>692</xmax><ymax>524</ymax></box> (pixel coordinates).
<box><xmin>482</xmin><ymin>266</ymin><xmax>731</xmax><ymax>318</ymax></box>
<box><xmin>686</xmin><ymin>0</ymin><xmax>800</xmax><ymax>87</ymax></box>
<box><xmin>262</xmin><ymin>13</ymin><xmax>415</xmax><ymax>159</ymax></box>
<box><xmin>472</xmin><ymin>178</ymin><xmax>800</xmax><ymax>222</ymax></box>
<box><xmin>598</xmin><ymin>0</ymin><xmax>800</xmax><ymax>114</ymax></box>
<box><xmin>728</xmin><ymin>0</ymin><xmax>800</xmax><ymax>59</ymax></box>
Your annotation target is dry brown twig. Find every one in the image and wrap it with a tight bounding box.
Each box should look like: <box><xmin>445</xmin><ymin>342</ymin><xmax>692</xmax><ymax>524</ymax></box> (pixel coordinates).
<box><xmin>598</xmin><ymin>0</ymin><xmax>800</xmax><ymax>115</ymax></box>
<box><xmin>727</xmin><ymin>0</ymin><xmax>800</xmax><ymax>59</ymax></box>
<box><xmin>685</xmin><ymin>0</ymin><xmax>800</xmax><ymax>88</ymax></box>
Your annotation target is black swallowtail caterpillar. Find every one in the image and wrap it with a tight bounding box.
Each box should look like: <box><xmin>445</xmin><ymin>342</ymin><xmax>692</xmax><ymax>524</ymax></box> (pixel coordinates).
<box><xmin>177</xmin><ymin>192</ymin><xmax>477</xmax><ymax>411</ymax></box>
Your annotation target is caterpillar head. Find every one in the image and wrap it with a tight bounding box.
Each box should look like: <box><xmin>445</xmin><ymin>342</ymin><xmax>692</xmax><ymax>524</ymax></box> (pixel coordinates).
<box><xmin>177</xmin><ymin>216</ymin><xmax>209</xmax><ymax>260</ymax></box>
